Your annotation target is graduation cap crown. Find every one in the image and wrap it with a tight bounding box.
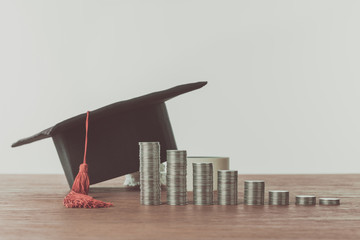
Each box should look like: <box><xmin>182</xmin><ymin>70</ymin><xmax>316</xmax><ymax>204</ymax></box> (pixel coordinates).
<box><xmin>12</xmin><ymin>82</ymin><xmax>207</xmax><ymax>187</ymax></box>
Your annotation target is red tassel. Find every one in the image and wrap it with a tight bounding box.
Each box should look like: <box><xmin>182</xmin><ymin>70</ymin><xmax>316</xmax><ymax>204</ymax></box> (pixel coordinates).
<box><xmin>63</xmin><ymin>111</ymin><xmax>113</xmax><ymax>208</ymax></box>
<box><xmin>71</xmin><ymin>163</ymin><xmax>90</xmax><ymax>195</ymax></box>
<box><xmin>64</xmin><ymin>191</ymin><xmax>113</xmax><ymax>208</ymax></box>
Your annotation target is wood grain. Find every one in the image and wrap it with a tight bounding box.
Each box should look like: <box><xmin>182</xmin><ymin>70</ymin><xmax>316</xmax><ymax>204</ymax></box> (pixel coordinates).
<box><xmin>0</xmin><ymin>174</ymin><xmax>359</xmax><ymax>240</ymax></box>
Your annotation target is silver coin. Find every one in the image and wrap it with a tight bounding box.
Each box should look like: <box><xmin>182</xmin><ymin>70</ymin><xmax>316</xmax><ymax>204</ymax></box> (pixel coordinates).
<box><xmin>268</xmin><ymin>190</ymin><xmax>289</xmax><ymax>205</ymax></box>
<box><xmin>319</xmin><ymin>198</ymin><xmax>340</xmax><ymax>206</ymax></box>
<box><xmin>244</xmin><ymin>180</ymin><xmax>265</xmax><ymax>205</ymax></box>
<box><xmin>192</xmin><ymin>163</ymin><xmax>213</xmax><ymax>205</ymax></box>
<box><xmin>166</xmin><ymin>150</ymin><xmax>187</xmax><ymax>205</ymax></box>
<box><xmin>217</xmin><ymin>170</ymin><xmax>238</xmax><ymax>205</ymax></box>
<box><xmin>139</xmin><ymin>142</ymin><xmax>161</xmax><ymax>205</ymax></box>
<box><xmin>295</xmin><ymin>195</ymin><xmax>316</xmax><ymax>205</ymax></box>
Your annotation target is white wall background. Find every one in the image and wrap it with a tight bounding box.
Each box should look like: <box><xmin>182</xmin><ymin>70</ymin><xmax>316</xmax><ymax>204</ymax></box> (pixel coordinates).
<box><xmin>1</xmin><ymin>0</ymin><xmax>360</xmax><ymax>174</ymax></box>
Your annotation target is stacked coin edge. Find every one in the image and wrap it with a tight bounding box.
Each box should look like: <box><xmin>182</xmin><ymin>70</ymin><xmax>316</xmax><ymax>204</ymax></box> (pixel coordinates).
<box><xmin>295</xmin><ymin>195</ymin><xmax>316</xmax><ymax>205</ymax></box>
<box><xmin>167</xmin><ymin>150</ymin><xmax>187</xmax><ymax>205</ymax></box>
<box><xmin>217</xmin><ymin>170</ymin><xmax>238</xmax><ymax>205</ymax></box>
<box><xmin>268</xmin><ymin>190</ymin><xmax>289</xmax><ymax>205</ymax></box>
<box><xmin>244</xmin><ymin>180</ymin><xmax>265</xmax><ymax>205</ymax></box>
<box><xmin>139</xmin><ymin>142</ymin><xmax>161</xmax><ymax>205</ymax></box>
<box><xmin>319</xmin><ymin>198</ymin><xmax>340</xmax><ymax>206</ymax></box>
<box><xmin>193</xmin><ymin>162</ymin><xmax>213</xmax><ymax>205</ymax></box>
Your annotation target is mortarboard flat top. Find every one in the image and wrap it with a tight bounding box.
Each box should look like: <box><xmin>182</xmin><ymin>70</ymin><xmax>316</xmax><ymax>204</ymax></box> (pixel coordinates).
<box><xmin>12</xmin><ymin>81</ymin><xmax>207</xmax><ymax>187</ymax></box>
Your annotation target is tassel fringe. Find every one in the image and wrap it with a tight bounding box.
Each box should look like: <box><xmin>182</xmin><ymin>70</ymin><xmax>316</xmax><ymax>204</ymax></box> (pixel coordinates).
<box><xmin>64</xmin><ymin>191</ymin><xmax>113</xmax><ymax>208</ymax></box>
<box><xmin>63</xmin><ymin>111</ymin><xmax>113</xmax><ymax>209</ymax></box>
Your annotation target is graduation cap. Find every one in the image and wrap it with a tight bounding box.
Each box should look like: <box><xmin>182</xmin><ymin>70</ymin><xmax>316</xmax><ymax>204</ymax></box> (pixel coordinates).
<box><xmin>12</xmin><ymin>82</ymin><xmax>207</xmax><ymax>189</ymax></box>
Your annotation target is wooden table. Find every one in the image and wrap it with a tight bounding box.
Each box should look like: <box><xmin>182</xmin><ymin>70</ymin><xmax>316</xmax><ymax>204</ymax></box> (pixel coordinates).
<box><xmin>0</xmin><ymin>174</ymin><xmax>359</xmax><ymax>240</ymax></box>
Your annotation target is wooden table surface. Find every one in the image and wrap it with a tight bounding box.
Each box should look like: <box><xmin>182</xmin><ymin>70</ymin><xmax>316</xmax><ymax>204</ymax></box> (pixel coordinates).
<box><xmin>0</xmin><ymin>174</ymin><xmax>359</xmax><ymax>240</ymax></box>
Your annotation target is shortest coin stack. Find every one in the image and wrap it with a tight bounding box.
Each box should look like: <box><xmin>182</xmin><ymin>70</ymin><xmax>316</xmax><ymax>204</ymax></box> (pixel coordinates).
<box><xmin>295</xmin><ymin>195</ymin><xmax>316</xmax><ymax>205</ymax></box>
<box><xmin>166</xmin><ymin>150</ymin><xmax>187</xmax><ymax>205</ymax></box>
<box><xmin>217</xmin><ymin>170</ymin><xmax>238</xmax><ymax>205</ymax></box>
<box><xmin>244</xmin><ymin>180</ymin><xmax>265</xmax><ymax>205</ymax></box>
<box><xmin>269</xmin><ymin>190</ymin><xmax>289</xmax><ymax>205</ymax></box>
<box><xmin>319</xmin><ymin>198</ymin><xmax>340</xmax><ymax>206</ymax></box>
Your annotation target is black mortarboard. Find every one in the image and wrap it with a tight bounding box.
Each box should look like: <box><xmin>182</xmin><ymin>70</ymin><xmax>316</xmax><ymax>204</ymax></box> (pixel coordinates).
<box><xmin>12</xmin><ymin>81</ymin><xmax>207</xmax><ymax>188</ymax></box>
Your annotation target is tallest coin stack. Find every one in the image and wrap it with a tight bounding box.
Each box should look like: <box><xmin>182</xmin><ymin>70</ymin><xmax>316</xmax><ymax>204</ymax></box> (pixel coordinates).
<box><xmin>139</xmin><ymin>142</ymin><xmax>161</xmax><ymax>205</ymax></box>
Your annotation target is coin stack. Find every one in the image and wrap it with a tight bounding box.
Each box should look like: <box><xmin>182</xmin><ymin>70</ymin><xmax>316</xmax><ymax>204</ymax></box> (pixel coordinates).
<box><xmin>319</xmin><ymin>198</ymin><xmax>340</xmax><ymax>206</ymax></box>
<box><xmin>217</xmin><ymin>170</ymin><xmax>238</xmax><ymax>205</ymax></box>
<box><xmin>166</xmin><ymin>150</ymin><xmax>187</xmax><ymax>205</ymax></box>
<box><xmin>193</xmin><ymin>163</ymin><xmax>213</xmax><ymax>205</ymax></box>
<box><xmin>139</xmin><ymin>142</ymin><xmax>161</xmax><ymax>205</ymax></box>
<box><xmin>295</xmin><ymin>195</ymin><xmax>316</xmax><ymax>205</ymax></box>
<box><xmin>269</xmin><ymin>190</ymin><xmax>290</xmax><ymax>205</ymax></box>
<box><xmin>244</xmin><ymin>180</ymin><xmax>265</xmax><ymax>205</ymax></box>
